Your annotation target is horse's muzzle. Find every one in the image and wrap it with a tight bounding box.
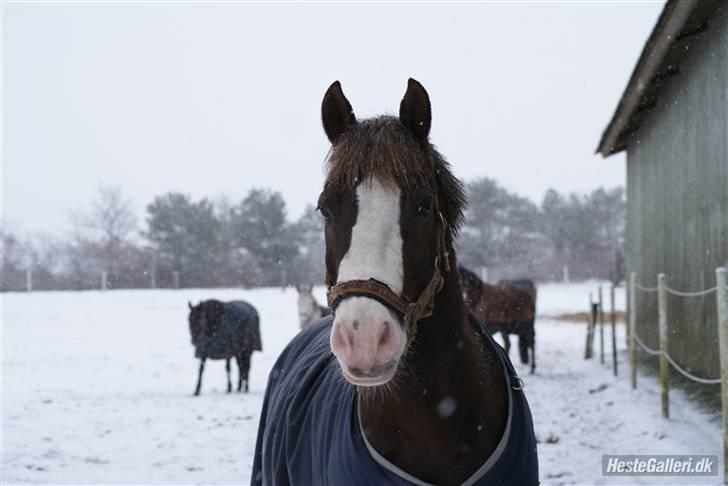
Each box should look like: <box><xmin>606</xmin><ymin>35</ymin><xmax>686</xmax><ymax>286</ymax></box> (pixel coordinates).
<box><xmin>343</xmin><ymin>360</ymin><xmax>397</xmax><ymax>386</ymax></box>
<box><xmin>330</xmin><ymin>296</ymin><xmax>405</xmax><ymax>386</ymax></box>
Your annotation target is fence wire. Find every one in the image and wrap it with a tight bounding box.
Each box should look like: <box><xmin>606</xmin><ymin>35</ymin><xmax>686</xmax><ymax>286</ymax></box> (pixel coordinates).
<box><xmin>635</xmin><ymin>278</ymin><xmax>723</xmax><ymax>297</ymax></box>
<box><xmin>635</xmin><ymin>283</ymin><xmax>659</xmax><ymax>293</ymax></box>
<box><xmin>634</xmin><ymin>333</ymin><xmax>661</xmax><ymax>356</ymax></box>
<box><xmin>665</xmin><ymin>285</ymin><xmax>718</xmax><ymax>297</ymax></box>
<box><xmin>633</xmin><ymin>332</ymin><xmax>722</xmax><ymax>385</ymax></box>
<box><xmin>664</xmin><ymin>353</ymin><xmax>722</xmax><ymax>385</ymax></box>
<box><xmin>629</xmin><ymin>272</ymin><xmax>727</xmax><ymax>386</ymax></box>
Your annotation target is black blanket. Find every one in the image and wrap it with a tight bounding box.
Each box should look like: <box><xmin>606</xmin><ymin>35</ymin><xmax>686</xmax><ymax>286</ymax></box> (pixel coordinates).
<box><xmin>195</xmin><ymin>301</ymin><xmax>261</xmax><ymax>359</ymax></box>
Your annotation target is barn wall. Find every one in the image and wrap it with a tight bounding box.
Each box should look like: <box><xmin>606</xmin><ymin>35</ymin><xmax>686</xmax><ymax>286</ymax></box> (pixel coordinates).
<box><xmin>626</xmin><ymin>8</ymin><xmax>728</xmax><ymax>378</ymax></box>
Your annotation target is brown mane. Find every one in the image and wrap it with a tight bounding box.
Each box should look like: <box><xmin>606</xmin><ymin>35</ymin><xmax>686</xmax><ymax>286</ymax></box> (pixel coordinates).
<box><xmin>320</xmin><ymin>116</ymin><xmax>466</xmax><ymax>245</ymax></box>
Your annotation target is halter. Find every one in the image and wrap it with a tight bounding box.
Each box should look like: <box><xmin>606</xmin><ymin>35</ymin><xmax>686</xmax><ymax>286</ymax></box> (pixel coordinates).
<box><xmin>326</xmin><ymin>190</ymin><xmax>451</xmax><ymax>346</ymax></box>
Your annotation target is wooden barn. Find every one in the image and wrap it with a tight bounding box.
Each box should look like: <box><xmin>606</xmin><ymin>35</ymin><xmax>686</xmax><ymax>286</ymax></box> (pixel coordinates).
<box><xmin>597</xmin><ymin>0</ymin><xmax>727</xmax><ymax>378</ymax></box>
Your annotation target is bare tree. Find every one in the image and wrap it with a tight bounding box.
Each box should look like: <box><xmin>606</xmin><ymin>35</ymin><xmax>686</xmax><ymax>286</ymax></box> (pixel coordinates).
<box><xmin>68</xmin><ymin>185</ymin><xmax>139</xmax><ymax>288</ymax></box>
<box><xmin>86</xmin><ymin>185</ymin><xmax>138</xmax><ymax>245</ymax></box>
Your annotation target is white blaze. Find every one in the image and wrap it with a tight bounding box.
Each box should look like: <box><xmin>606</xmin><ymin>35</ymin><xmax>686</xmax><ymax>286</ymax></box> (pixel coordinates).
<box><xmin>331</xmin><ymin>177</ymin><xmax>407</xmax><ymax>380</ymax></box>
<box><xmin>334</xmin><ymin>178</ymin><xmax>405</xmax><ymax>344</ymax></box>
<box><xmin>337</xmin><ymin>178</ymin><xmax>403</xmax><ymax>292</ymax></box>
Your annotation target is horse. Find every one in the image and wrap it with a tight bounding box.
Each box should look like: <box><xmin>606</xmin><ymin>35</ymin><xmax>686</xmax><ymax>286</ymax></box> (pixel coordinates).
<box><xmin>296</xmin><ymin>284</ymin><xmax>331</xmax><ymax>328</ymax></box>
<box><xmin>499</xmin><ymin>278</ymin><xmax>537</xmax><ymax>305</ymax></box>
<box><xmin>499</xmin><ymin>278</ymin><xmax>538</xmax><ymax>371</ymax></box>
<box><xmin>187</xmin><ymin>300</ymin><xmax>261</xmax><ymax>396</ymax></box>
<box><xmin>252</xmin><ymin>80</ymin><xmax>538</xmax><ymax>485</ymax></box>
<box><xmin>459</xmin><ymin>267</ymin><xmax>537</xmax><ymax>374</ymax></box>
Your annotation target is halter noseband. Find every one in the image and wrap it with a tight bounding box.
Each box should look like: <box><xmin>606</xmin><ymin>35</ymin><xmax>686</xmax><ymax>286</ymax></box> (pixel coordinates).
<box><xmin>326</xmin><ymin>191</ymin><xmax>451</xmax><ymax>345</ymax></box>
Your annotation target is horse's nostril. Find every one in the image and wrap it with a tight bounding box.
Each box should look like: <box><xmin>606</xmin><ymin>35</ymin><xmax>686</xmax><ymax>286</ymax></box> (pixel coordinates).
<box><xmin>378</xmin><ymin>321</ymin><xmax>392</xmax><ymax>348</ymax></box>
<box><xmin>332</xmin><ymin>323</ymin><xmax>353</xmax><ymax>355</ymax></box>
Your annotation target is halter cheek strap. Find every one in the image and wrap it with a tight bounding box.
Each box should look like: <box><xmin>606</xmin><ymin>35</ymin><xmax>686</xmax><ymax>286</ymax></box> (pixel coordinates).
<box><xmin>326</xmin><ymin>192</ymin><xmax>450</xmax><ymax>346</ymax></box>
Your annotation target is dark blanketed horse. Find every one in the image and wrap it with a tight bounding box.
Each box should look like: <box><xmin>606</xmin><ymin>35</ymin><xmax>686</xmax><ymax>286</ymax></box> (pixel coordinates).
<box><xmin>252</xmin><ymin>80</ymin><xmax>537</xmax><ymax>485</ymax></box>
<box><xmin>459</xmin><ymin>267</ymin><xmax>537</xmax><ymax>374</ymax></box>
<box><xmin>188</xmin><ymin>300</ymin><xmax>261</xmax><ymax>395</ymax></box>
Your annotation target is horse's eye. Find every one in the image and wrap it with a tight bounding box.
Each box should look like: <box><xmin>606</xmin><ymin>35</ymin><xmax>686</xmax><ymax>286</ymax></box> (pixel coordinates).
<box><xmin>416</xmin><ymin>198</ymin><xmax>432</xmax><ymax>218</ymax></box>
<box><xmin>317</xmin><ymin>205</ymin><xmax>332</xmax><ymax>222</ymax></box>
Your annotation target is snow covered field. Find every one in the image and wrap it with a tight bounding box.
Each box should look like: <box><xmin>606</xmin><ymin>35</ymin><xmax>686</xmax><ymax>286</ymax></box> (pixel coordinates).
<box><xmin>1</xmin><ymin>283</ymin><xmax>721</xmax><ymax>484</ymax></box>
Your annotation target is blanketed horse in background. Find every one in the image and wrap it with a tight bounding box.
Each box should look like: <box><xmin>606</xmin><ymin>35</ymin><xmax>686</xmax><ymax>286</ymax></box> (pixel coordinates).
<box><xmin>188</xmin><ymin>300</ymin><xmax>261</xmax><ymax>395</ymax></box>
<box><xmin>459</xmin><ymin>267</ymin><xmax>537</xmax><ymax>374</ymax></box>
<box><xmin>296</xmin><ymin>284</ymin><xmax>331</xmax><ymax>328</ymax></box>
<box><xmin>499</xmin><ymin>278</ymin><xmax>537</xmax><ymax>308</ymax></box>
<box><xmin>252</xmin><ymin>80</ymin><xmax>537</xmax><ymax>485</ymax></box>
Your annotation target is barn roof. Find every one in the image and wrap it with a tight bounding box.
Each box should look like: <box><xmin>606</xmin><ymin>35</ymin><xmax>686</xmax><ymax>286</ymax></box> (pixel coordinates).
<box><xmin>596</xmin><ymin>0</ymin><xmax>724</xmax><ymax>157</ymax></box>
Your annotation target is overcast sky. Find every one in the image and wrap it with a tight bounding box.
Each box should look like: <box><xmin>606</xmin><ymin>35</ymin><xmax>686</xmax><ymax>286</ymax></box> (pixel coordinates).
<box><xmin>2</xmin><ymin>1</ymin><xmax>663</xmax><ymax>234</ymax></box>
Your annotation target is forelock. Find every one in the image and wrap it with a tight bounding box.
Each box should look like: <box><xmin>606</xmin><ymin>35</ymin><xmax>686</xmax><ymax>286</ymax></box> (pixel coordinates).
<box><xmin>321</xmin><ymin>116</ymin><xmax>466</xmax><ymax>238</ymax></box>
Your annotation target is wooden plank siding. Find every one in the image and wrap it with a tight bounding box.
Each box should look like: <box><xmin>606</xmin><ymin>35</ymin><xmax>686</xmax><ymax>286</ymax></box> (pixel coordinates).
<box><xmin>626</xmin><ymin>7</ymin><xmax>728</xmax><ymax>378</ymax></box>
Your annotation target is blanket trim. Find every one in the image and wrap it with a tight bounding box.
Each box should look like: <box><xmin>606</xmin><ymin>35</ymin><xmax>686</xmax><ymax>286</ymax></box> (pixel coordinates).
<box><xmin>356</xmin><ymin>349</ymin><xmax>514</xmax><ymax>486</ymax></box>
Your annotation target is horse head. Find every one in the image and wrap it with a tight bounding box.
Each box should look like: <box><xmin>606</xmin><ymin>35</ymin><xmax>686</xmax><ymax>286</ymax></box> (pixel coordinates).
<box><xmin>318</xmin><ymin>79</ymin><xmax>465</xmax><ymax>386</ymax></box>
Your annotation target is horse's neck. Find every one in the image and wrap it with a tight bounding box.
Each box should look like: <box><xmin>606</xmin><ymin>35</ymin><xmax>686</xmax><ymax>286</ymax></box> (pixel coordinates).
<box><xmin>298</xmin><ymin>294</ymin><xmax>315</xmax><ymax>312</ymax></box>
<box><xmin>359</xmin><ymin>267</ymin><xmax>508</xmax><ymax>484</ymax></box>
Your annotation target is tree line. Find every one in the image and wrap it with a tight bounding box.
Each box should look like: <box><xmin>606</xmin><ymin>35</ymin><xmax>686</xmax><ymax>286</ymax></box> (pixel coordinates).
<box><xmin>1</xmin><ymin>180</ymin><xmax>624</xmax><ymax>292</ymax></box>
<box><xmin>457</xmin><ymin>179</ymin><xmax>624</xmax><ymax>283</ymax></box>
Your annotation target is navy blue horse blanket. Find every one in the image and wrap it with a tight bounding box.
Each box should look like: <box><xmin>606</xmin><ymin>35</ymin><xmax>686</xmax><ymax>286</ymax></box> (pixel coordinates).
<box><xmin>251</xmin><ymin>315</ymin><xmax>538</xmax><ymax>485</ymax></box>
<box><xmin>194</xmin><ymin>300</ymin><xmax>261</xmax><ymax>359</ymax></box>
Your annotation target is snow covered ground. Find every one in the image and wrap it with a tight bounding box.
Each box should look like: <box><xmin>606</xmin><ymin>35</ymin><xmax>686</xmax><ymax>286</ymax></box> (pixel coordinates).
<box><xmin>1</xmin><ymin>283</ymin><xmax>721</xmax><ymax>484</ymax></box>
<box><xmin>534</xmin><ymin>280</ymin><xmax>627</xmax><ymax>317</ymax></box>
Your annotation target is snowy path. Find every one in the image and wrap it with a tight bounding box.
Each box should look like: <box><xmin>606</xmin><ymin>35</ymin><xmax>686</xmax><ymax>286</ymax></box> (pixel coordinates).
<box><xmin>1</xmin><ymin>284</ymin><xmax>722</xmax><ymax>484</ymax></box>
<box><xmin>518</xmin><ymin>321</ymin><xmax>721</xmax><ymax>484</ymax></box>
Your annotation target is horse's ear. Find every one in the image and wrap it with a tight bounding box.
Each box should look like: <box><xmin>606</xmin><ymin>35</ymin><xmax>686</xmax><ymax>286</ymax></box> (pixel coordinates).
<box><xmin>322</xmin><ymin>81</ymin><xmax>356</xmax><ymax>144</ymax></box>
<box><xmin>188</xmin><ymin>301</ymin><xmax>193</xmax><ymax>310</ymax></box>
<box><xmin>399</xmin><ymin>78</ymin><xmax>431</xmax><ymax>141</ymax></box>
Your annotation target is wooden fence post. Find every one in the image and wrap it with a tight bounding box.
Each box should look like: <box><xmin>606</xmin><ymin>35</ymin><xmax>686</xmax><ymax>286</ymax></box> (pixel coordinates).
<box><xmin>150</xmin><ymin>256</ymin><xmax>157</xmax><ymax>289</ymax></box>
<box><xmin>584</xmin><ymin>294</ymin><xmax>592</xmax><ymax>359</ymax></box>
<box><xmin>585</xmin><ymin>294</ymin><xmax>596</xmax><ymax>360</ymax></box>
<box><xmin>629</xmin><ymin>272</ymin><xmax>637</xmax><ymax>389</ymax></box>
<box><xmin>715</xmin><ymin>267</ymin><xmax>727</xmax><ymax>482</ymax></box>
<box><xmin>26</xmin><ymin>268</ymin><xmax>33</xmax><ymax>293</ymax></box>
<box><xmin>611</xmin><ymin>284</ymin><xmax>618</xmax><ymax>376</ymax></box>
<box><xmin>586</xmin><ymin>300</ymin><xmax>598</xmax><ymax>360</ymax></box>
<box><xmin>658</xmin><ymin>273</ymin><xmax>669</xmax><ymax>418</ymax></box>
<box><xmin>563</xmin><ymin>265</ymin><xmax>570</xmax><ymax>284</ymax></box>
<box><xmin>625</xmin><ymin>284</ymin><xmax>630</xmax><ymax>348</ymax></box>
<box><xmin>591</xmin><ymin>293</ymin><xmax>596</xmax><ymax>358</ymax></box>
<box><xmin>599</xmin><ymin>286</ymin><xmax>605</xmax><ymax>364</ymax></box>
<box><xmin>172</xmin><ymin>271</ymin><xmax>180</xmax><ymax>289</ymax></box>
<box><xmin>101</xmin><ymin>271</ymin><xmax>108</xmax><ymax>291</ymax></box>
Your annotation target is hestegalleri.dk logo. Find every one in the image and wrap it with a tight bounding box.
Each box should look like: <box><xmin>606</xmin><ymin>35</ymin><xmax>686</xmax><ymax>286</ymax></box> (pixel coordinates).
<box><xmin>602</xmin><ymin>455</ymin><xmax>718</xmax><ymax>476</ymax></box>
